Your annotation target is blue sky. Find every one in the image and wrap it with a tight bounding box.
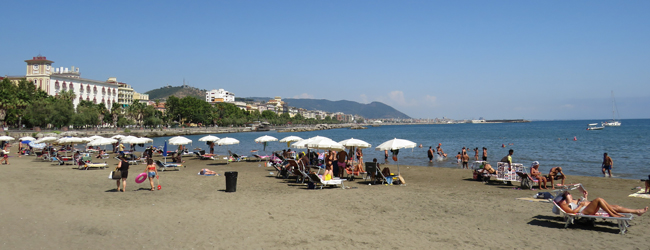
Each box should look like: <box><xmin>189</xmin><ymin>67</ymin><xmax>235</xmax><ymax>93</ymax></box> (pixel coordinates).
<box><xmin>2</xmin><ymin>0</ymin><xmax>649</xmax><ymax>120</ymax></box>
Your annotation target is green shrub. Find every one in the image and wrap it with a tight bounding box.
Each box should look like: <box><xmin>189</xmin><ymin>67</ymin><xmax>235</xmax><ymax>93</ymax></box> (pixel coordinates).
<box><xmin>124</xmin><ymin>129</ymin><xmax>131</xmax><ymax>133</ymax></box>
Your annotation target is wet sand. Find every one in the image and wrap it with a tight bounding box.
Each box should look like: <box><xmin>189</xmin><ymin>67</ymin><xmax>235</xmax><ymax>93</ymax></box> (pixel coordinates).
<box><xmin>1</xmin><ymin>148</ymin><xmax>649</xmax><ymax>249</ymax></box>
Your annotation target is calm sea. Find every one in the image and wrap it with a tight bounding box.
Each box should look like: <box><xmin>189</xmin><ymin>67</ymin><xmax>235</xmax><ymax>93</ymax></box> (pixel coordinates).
<box><xmin>148</xmin><ymin>119</ymin><xmax>650</xmax><ymax>180</ymax></box>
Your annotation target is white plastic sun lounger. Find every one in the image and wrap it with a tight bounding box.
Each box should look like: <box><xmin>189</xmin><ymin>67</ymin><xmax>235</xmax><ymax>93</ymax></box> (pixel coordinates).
<box><xmin>552</xmin><ymin>201</ymin><xmax>633</xmax><ymax>234</ymax></box>
<box><xmin>308</xmin><ymin>173</ymin><xmax>345</xmax><ymax>189</ymax></box>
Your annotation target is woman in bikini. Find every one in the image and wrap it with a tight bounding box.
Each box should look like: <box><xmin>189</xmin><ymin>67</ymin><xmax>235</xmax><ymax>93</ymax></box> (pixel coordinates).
<box><xmin>143</xmin><ymin>158</ymin><xmax>158</xmax><ymax>191</ymax></box>
<box><xmin>355</xmin><ymin>148</ymin><xmax>365</xmax><ymax>173</ymax></box>
<box><xmin>558</xmin><ymin>190</ymin><xmax>647</xmax><ymax>217</ymax></box>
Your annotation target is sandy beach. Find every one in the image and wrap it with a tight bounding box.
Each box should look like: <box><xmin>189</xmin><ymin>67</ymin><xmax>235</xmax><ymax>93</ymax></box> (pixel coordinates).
<box><xmin>1</xmin><ymin>146</ymin><xmax>649</xmax><ymax>249</ymax></box>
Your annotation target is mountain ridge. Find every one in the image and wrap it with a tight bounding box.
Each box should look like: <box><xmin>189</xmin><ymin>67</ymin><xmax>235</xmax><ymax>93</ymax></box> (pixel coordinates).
<box><xmin>143</xmin><ymin>85</ymin><xmax>411</xmax><ymax>119</ymax></box>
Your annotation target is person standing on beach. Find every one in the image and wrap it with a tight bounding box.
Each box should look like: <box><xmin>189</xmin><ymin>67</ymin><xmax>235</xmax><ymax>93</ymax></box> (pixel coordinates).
<box><xmin>384</xmin><ymin>150</ymin><xmax>389</xmax><ymax>163</ymax></box>
<box><xmin>209</xmin><ymin>141</ymin><xmax>214</xmax><ymax>154</ymax></box>
<box><xmin>336</xmin><ymin>149</ymin><xmax>348</xmax><ymax>177</ymax></box>
<box><xmin>602</xmin><ymin>153</ymin><xmax>613</xmax><ymax>177</ymax></box>
<box><xmin>455</xmin><ymin>152</ymin><xmax>461</xmax><ymax>164</ymax></box>
<box><xmin>462</xmin><ymin>152</ymin><xmax>470</xmax><ymax>169</ymax></box>
<box><xmin>116</xmin><ymin>156</ymin><xmax>130</xmax><ymax>192</ymax></box>
<box><xmin>482</xmin><ymin>147</ymin><xmax>487</xmax><ymax>161</ymax></box>
<box><xmin>500</xmin><ymin>149</ymin><xmax>514</xmax><ymax>170</ymax></box>
<box><xmin>474</xmin><ymin>148</ymin><xmax>479</xmax><ymax>161</ymax></box>
<box><xmin>427</xmin><ymin>147</ymin><xmax>434</xmax><ymax>163</ymax></box>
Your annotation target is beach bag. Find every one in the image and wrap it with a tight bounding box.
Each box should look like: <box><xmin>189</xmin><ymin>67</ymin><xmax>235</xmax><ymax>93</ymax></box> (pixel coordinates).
<box><xmin>111</xmin><ymin>170</ymin><xmax>122</xmax><ymax>180</ymax></box>
<box><xmin>521</xmin><ymin>178</ymin><xmax>533</xmax><ymax>190</ymax></box>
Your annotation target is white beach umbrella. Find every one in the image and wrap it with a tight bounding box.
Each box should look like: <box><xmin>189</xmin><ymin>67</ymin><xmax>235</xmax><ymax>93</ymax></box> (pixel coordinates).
<box><xmin>338</xmin><ymin>138</ymin><xmax>372</xmax><ymax>149</ymax></box>
<box><xmin>254</xmin><ymin>135</ymin><xmax>278</xmax><ymax>143</ymax></box>
<box><xmin>279</xmin><ymin>136</ymin><xmax>302</xmax><ymax>143</ymax></box>
<box><xmin>0</xmin><ymin>136</ymin><xmax>15</xmax><ymax>141</ymax></box>
<box><xmin>375</xmin><ymin>138</ymin><xmax>417</xmax><ymax>175</ymax></box>
<box><xmin>216</xmin><ymin>137</ymin><xmax>239</xmax><ymax>146</ymax></box>
<box><xmin>307</xmin><ymin>137</ymin><xmax>345</xmax><ymax>151</ymax></box>
<box><xmin>18</xmin><ymin>136</ymin><xmax>36</xmax><ymax>141</ymax></box>
<box><xmin>199</xmin><ymin>135</ymin><xmax>220</xmax><ymax>142</ymax></box>
<box><xmin>88</xmin><ymin>135</ymin><xmax>105</xmax><ymax>140</ymax></box>
<box><xmin>87</xmin><ymin>137</ymin><xmax>118</xmax><ymax>147</ymax></box>
<box><xmin>168</xmin><ymin>136</ymin><xmax>192</xmax><ymax>145</ymax></box>
<box><xmin>111</xmin><ymin>135</ymin><xmax>126</xmax><ymax>140</ymax></box>
<box><xmin>57</xmin><ymin>137</ymin><xmax>84</xmax><ymax>145</ymax></box>
<box><xmin>28</xmin><ymin>141</ymin><xmax>47</xmax><ymax>149</ymax></box>
<box><xmin>291</xmin><ymin>136</ymin><xmax>329</xmax><ymax>149</ymax></box>
<box><xmin>122</xmin><ymin>136</ymin><xmax>153</xmax><ymax>144</ymax></box>
<box><xmin>35</xmin><ymin>136</ymin><xmax>58</xmax><ymax>143</ymax></box>
<box><xmin>79</xmin><ymin>137</ymin><xmax>94</xmax><ymax>143</ymax></box>
<box><xmin>255</xmin><ymin>135</ymin><xmax>278</xmax><ymax>151</ymax></box>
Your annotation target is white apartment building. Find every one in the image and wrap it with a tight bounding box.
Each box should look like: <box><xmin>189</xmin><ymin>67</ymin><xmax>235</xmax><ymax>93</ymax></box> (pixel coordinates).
<box><xmin>22</xmin><ymin>55</ymin><xmax>119</xmax><ymax>110</ymax></box>
<box><xmin>206</xmin><ymin>89</ymin><xmax>235</xmax><ymax>103</ymax></box>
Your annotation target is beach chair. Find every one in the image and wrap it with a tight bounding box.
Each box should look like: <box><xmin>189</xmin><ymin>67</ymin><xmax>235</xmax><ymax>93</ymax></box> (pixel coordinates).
<box><xmin>375</xmin><ymin>167</ymin><xmax>400</xmax><ymax>185</ymax></box>
<box><xmin>155</xmin><ymin>160</ymin><xmax>182</xmax><ymax>172</ymax></box>
<box><xmin>307</xmin><ymin>173</ymin><xmax>345</xmax><ymax>189</ymax></box>
<box><xmin>228</xmin><ymin>150</ymin><xmax>247</xmax><ymax>162</ymax></box>
<box><xmin>251</xmin><ymin>154</ymin><xmax>270</xmax><ymax>162</ymax></box>
<box><xmin>194</xmin><ymin>151</ymin><xmax>216</xmax><ymax>160</ymax></box>
<box><xmin>79</xmin><ymin>162</ymin><xmax>108</xmax><ymax>170</ymax></box>
<box><xmin>551</xmin><ymin>201</ymin><xmax>633</xmax><ymax>234</ymax></box>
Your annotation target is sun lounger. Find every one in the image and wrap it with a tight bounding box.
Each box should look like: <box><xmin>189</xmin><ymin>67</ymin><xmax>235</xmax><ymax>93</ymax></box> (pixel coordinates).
<box><xmin>251</xmin><ymin>154</ymin><xmax>270</xmax><ymax>162</ymax></box>
<box><xmin>551</xmin><ymin>201</ymin><xmax>633</xmax><ymax>234</ymax></box>
<box><xmin>228</xmin><ymin>150</ymin><xmax>247</xmax><ymax>162</ymax></box>
<box><xmin>308</xmin><ymin>173</ymin><xmax>345</xmax><ymax>189</ymax></box>
<box><xmin>155</xmin><ymin>160</ymin><xmax>182</xmax><ymax>171</ymax></box>
<box><xmin>194</xmin><ymin>151</ymin><xmax>216</xmax><ymax>160</ymax></box>
<box><xmin>79</xmin><ymin>162</ymin><xmax>107</xmax><ymax>170</ymax></box>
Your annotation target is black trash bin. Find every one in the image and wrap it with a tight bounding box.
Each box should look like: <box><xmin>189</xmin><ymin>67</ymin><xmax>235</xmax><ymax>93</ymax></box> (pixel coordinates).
<box><xmin>225</xmin><ymin>171</ymin><xmax>238</xmax><ymax>192</ymax></box>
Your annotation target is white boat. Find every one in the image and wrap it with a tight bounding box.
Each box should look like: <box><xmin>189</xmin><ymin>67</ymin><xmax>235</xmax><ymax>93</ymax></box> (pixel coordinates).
<box><xmin>587</xmin><ymin>123</ymin><xmax>604</xmax><ymax>130</ymax></box>
<box><xmin>603</xmin><ymin>91</ymin><xmax>621</xmax><ymax>126</ymax></box>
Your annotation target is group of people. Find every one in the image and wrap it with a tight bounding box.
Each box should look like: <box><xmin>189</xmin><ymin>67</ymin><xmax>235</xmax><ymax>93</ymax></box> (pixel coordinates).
<box><xmin>115</xmin><ymin>154</ymin><xmax>159</xmax><ymax>192</ymax></box>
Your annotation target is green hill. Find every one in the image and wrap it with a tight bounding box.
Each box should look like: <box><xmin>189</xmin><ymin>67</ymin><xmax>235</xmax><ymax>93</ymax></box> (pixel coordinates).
<box><xmin>282</xmin><ymin>98</ymin><xmax>411</xmax><ymax>119</ymax></box>
<box><xmin>145</xmin><ymin>85</ymin><xmax>206</xmax><ymax>100</ymax></box>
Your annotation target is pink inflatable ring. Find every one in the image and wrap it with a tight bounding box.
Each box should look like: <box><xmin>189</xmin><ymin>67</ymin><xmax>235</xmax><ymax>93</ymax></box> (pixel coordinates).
<box><xmin>135</xmin><ymin>172</ymin><xmax>147</xmax><ymax>184</ymax></box>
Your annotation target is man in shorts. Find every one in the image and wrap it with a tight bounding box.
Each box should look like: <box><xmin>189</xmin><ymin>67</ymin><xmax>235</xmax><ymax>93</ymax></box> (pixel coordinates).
<box><xmin>461</xmin><ymin>152</ymin><xmax>470</xmax><ymax>169</ymax></box>
<box><xmin>482</xmin><ymin>147</ymin><xmax>487</xmax><ymax>161</ymax></box>
<box><xmin>427</xmin><ymin>146</ymin><xmax>434</xmax><ymax>163</ymax></box>
<box><xmin>499</xmin><ymin>149</ymin><xmax>514</xmax><ymax>170</ymax></box>
<box><xmin>602</xmin><ymin>152</ymin><xmax>613</xmax><ymax>177</ymax></box>
<box><xmin>547</xmin><ymin>166</ymin><xmax>566</xmax><ymax>188</ymax></box>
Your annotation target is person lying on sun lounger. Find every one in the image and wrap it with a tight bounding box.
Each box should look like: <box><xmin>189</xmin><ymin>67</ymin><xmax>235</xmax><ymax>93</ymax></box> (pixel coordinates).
<box><xmin>557</xmin><ymin>190</ymin><xmax>647</xmax><ymax>217</ymax></box>
<box><xmin>479</xmin><ymin>163</ymin><xmax>496</xmax><ymax>175</ymax></box>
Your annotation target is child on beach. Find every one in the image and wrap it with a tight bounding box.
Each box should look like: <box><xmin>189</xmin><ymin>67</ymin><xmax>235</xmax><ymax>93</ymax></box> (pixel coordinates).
<box><xmin>143</xmin><ymin>158</ymin><xmax>158</xmax><ymax>191</ymax></box>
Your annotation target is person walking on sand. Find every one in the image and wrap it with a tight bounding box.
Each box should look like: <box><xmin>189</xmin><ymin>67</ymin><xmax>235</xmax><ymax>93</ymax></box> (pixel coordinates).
<box><xmin>427</xmin><ymin>147</ymin><xmax>434</xmax><ymax>163</ymax></box>
<box><xmin>602</xmin><ymin>152</ymin><xmax>613</xmax><ymax>177</ymax></box>
<box><xmin>143</xmin><ymin>158</ymin><xmax>158</xmax><ymax>191</ymax></box>
<box><xmin>1</xmin><ymin>146</ymin><xmax>9</xmax><ymax>165</ymax></box>
<box><xmin>116</xmin><ymin>156</ymin><xmax>130</xmax><ymax>192</ymax></box>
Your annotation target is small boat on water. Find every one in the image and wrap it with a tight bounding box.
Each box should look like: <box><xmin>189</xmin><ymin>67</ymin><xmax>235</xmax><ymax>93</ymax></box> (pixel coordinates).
<box><xmin>603</xmin><ymin>91</ymin><xmax>621</xmax><ymax>127</ymax></box>
<box><xmin>587</xmin><ymin>123</ymin><xmax>604</xmax><ymax>130</ymax></box>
